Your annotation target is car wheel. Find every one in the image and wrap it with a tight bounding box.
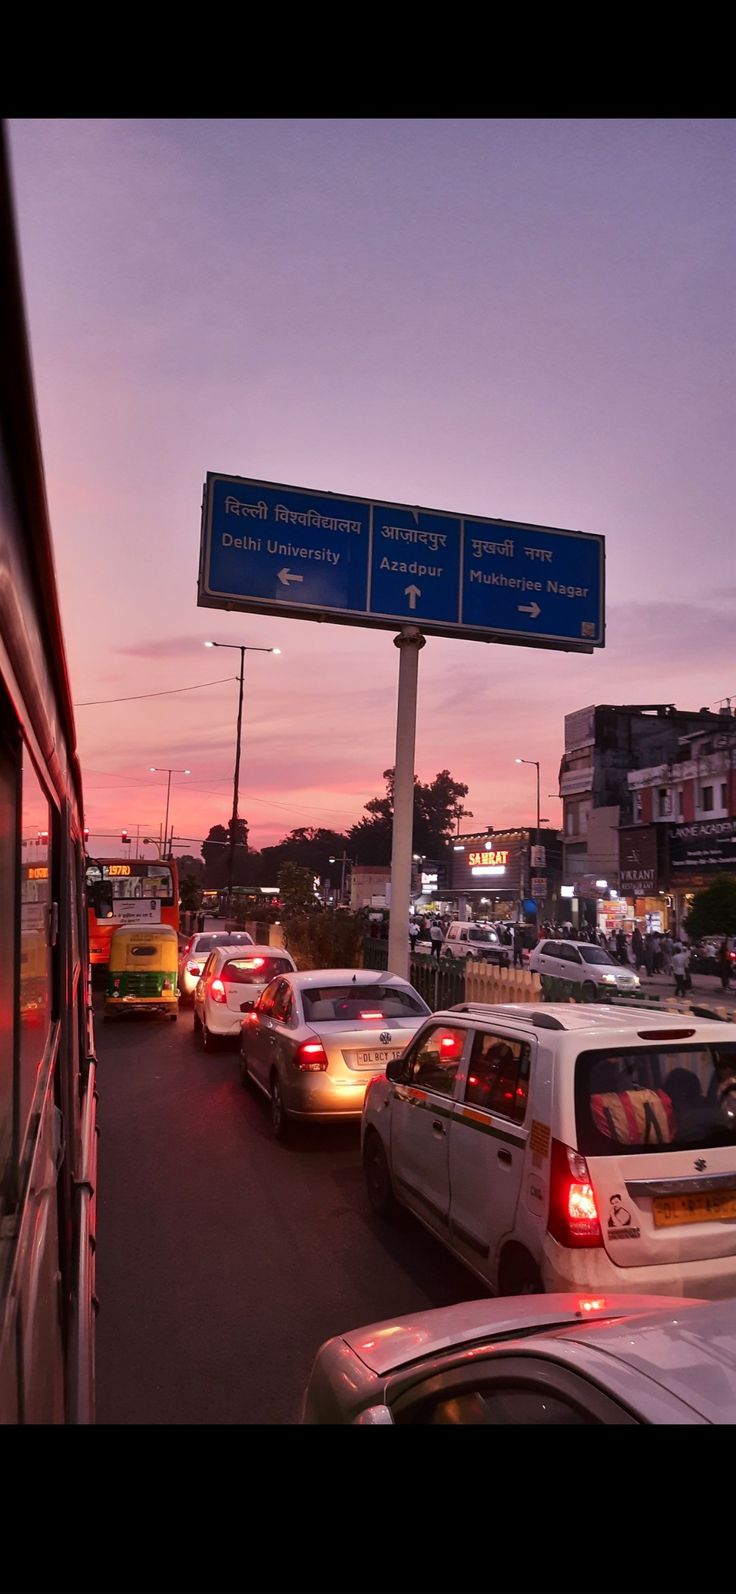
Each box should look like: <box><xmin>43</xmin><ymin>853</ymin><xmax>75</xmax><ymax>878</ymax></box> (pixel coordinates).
<box><xmin>270</xmin><ymin>1072</ymin><xmax>289</xmax><ymax>1139</ymax></box>
<box><xmin>363</xmin><ymin>1131</ymin><xmax>394</xmax><ymax>1218</ymax></box>
<box><xmin>193</xmin><ymin>1013</ymin><xmax>204</xmax><ymax>1046</ymax></box>
<box><xmin>581</xmin><ymin>980</ymin><xmax>597</xmax><ymax>1003</ymax></box>
<box><xmin>239</xmin><ymin>1048</ymin><xmax>250</xmax><ymax>1088</ymax></box>
<box><xmin>499</xmin><ymin>1246</ymin><xmax>543</xmax><ymax>1297</ymax></box>
<box><xmin>201</xmin><ymin>1017</ymin><xmax>215</xmax><ymax>1050</ymax></box>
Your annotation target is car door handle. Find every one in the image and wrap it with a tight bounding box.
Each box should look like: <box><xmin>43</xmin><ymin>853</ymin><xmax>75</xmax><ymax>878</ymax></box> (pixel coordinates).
<box><xmin>432</xmin><ymin>1119</ymin><xmax>446</xmax><ymax>1136</ymax></box>
<box><xmin>497</xmin><ymin>1147</ymin><xmax>512</xmax><ymax>1165</ymax></box>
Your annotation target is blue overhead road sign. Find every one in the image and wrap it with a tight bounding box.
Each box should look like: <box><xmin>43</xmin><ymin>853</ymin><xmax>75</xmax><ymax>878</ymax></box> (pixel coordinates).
<box><xmin>198</xmin><ymin>473</ymin><xmax>605</xmax><ymax>650</ymax></box>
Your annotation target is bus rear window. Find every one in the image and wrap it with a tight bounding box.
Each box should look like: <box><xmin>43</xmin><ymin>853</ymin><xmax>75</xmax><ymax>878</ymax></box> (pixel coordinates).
<box><xmin>575</xmin><ymin>1045</ymin><xmax>736</xmax><ymax>1156</ymax></box>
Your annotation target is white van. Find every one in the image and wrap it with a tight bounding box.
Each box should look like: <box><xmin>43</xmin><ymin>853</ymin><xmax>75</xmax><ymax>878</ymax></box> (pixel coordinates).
<box><xmin>442</xmin><ymin>921</ymin><xmax>510</xmax><ymax>967</ymax></box>
<box><xmin>362</xmin><ymin>1001</ymin><xmax>736</xmax><ymax>1300</ymax></box>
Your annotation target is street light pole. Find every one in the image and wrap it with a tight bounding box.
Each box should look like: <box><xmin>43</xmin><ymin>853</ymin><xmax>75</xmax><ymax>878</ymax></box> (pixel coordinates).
<box><xmin>150</xmin><ymin>766</ymin><xmax>191</xmax><ymax>858</ymax></box>
<box><xmin>204</xmin><ymin>640</ymin><xmax>280</xmax><ymax>908</ymax></box>
<box><xmin>515</xmin><ymin>757</ymin><xmax>541</xmax><ymax>920</ymax></box>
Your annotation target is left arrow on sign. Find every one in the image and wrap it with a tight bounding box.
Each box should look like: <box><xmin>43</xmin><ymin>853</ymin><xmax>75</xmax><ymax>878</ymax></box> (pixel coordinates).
<box><xmin>278</xmin><ymin>568</ymin><xmax>304</xmax><ymax>586</ymax></box>
<box><xmin>518</xmin><ymin>601</ymin><xmax>541</xmax><ymax>618</ymax></box>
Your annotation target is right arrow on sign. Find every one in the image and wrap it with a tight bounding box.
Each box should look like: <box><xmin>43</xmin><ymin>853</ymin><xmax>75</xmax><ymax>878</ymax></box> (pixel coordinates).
<box><xmin>404</xmin><ymin>584</ymin><xmax>421</xmax><ymax>610</ymax></box>
<box><xmin>518</xmin><ymin>601</ymin><xmax>541</xmax><ymax>618</ymax></box>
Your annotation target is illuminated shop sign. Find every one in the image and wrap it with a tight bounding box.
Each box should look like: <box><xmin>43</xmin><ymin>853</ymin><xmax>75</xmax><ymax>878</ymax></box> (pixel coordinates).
<box><xmin>468</xmin><ymin>850</ymin><xmax>508</xmax><ymax>868</ymax></box>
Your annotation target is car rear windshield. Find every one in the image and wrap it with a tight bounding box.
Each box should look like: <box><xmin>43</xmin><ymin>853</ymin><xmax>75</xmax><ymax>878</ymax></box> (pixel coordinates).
<box><xmin>222</xmin><ymin>956</ymin><xmax>292</xmax><ymax>984</ymax></box>
<box><xmin>578</xmin><ymin>947</ymin><xmax>616</xmax><ymax>965</ymax></box>
<box><xmin>575</xmin><ymin>1043</ymin><xmax>736</xmax><ymax>1157</ymax></box>
<box><xmin>195</xmin><ymin>932</ymin><xmax>254</xmax><ymax>953</ymax></box>
<box><xmin>302</xmin><ymin>983</ymin><xmax>428</xmax><ymax>1023</ymax></box>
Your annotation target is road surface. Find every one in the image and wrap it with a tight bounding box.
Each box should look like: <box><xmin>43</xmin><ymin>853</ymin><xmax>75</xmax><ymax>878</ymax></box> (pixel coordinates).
<box><xmin>95</xmin><ymin>996</ymin><xmax>478</xmax><ymax>1424</ymax></box>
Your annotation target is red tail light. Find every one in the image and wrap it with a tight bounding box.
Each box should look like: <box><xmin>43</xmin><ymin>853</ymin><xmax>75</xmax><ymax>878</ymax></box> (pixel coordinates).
<box><xmin>187</xmin><ymin>962</ymin><xmax>201</xmax><ymax>976</ymax></box>
<box><xmin>295</xmin><ymin>1040</ymin><xmax>328</xmax><ymax>1071</ymax></box>
<box><xmin>210</xmin><ymin>978</ymin><xmax>226</xmax><ymax>1004</ymax></box>
<box><xmin>360</xmin><ymin>1010</ymin><xmax>383</xmax><ymax>1020</ymax></box>
<box><xmin>548</xmin><ymin>1139</ymin><xmax>602</xmax><ymax>1248</ymax></box>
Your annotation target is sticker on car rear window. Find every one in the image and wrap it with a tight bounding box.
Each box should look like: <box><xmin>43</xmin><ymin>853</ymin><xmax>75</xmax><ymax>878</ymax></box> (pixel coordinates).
<box><xmin>607</xmin><ymin>1192</ymin><xmax>640</xmax><ymax>1240</ymax></box>
<box><xmin>529</xmin><ymin>1120</ymin><xmax>550</xmax><ymax>1160</ymax></box>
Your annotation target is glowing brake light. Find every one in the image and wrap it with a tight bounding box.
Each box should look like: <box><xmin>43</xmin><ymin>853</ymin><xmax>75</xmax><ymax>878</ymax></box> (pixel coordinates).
<box><xmin>187</xmin><ymin>962</ymin><xmax>201</xmax><ymax>976</ymax></box>
<box><xmin>360</xmin><ymin>1010</ymin><xmax>383</xmax><ymax>1020</ymax></box>
<box><xmin>296</xmin><ymin>1040</ymin><xmax>328</xmax><ymax>1071</ymax></box>
<box><xmin>548</xmin><ymin>1139</ymin><xmax>602</xmax><ymax>1248</ymax></box>
<box><xmin>577</xmin><ymin>1297</ymin><xmax>607</xmax><ymax>1313</ymax></box>
<box><xmin>210</xmin><ymin>978</ymin><xmax>226</xmax><ymax>1004</ymax></box>
<box><xmin>242</xmin><ymin>957</ymin><xmax>265</xmax><ymax>969</ymax></box>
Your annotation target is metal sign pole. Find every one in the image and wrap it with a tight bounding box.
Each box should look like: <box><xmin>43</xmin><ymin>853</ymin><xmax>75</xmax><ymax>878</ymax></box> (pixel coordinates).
<box><xmin>387</xmin><ymin>628</ymin><xmax>426</xmax><ymax>981</ymax></box>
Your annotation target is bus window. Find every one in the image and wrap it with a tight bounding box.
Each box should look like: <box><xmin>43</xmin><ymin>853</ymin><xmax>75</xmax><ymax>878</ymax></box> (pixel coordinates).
<box><xmin>19</xmin><ymin>744</ymin><xmax>52</xmax><ymax>1140</ymax></box>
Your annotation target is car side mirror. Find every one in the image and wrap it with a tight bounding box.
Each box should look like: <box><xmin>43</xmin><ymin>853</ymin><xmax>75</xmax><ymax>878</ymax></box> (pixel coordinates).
<box><xmin>385</xmin><ymin>1057</ymin><xmax>405</xmax><ymax>1083</ymax></box>
<box><xmin>241</xmin><ymin>1000</ymin><xmax>255</xmax><ymax>1013</ymax></box>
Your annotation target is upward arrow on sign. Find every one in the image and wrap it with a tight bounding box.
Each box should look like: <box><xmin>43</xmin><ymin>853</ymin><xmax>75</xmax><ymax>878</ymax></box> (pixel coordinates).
<box><xmin>404</xmin><ymin>584</ymin><xmax>421</xmax><ymax>610</ymax></box>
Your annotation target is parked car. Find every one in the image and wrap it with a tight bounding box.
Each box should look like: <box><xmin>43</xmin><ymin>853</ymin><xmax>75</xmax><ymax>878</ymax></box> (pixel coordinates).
<box><xmin>193</xmin><ymin>945</ymin><xmax>295</xmax><ymax>1049</ymax></box>
<box><xmin>240</xmin><ymin>968</ymin><xmax>430</xmax><ymax>1138</ymax></box>
<box><xmin>442</xmin><ymin>921</ymin><xmax>510</xmax><ymax>967</ymax></box>
<box><xmin>361</xmin><ymin>1000</ymin><xmax>736</xmax><ymax>1299</ymax></box>
<box><xmin>302</xmin><ymin>1293</ymin><xmax>736</xmax><ymax>1424</ymax></box>
<box><xmin>179</xmin><ymin>929</ymin><xmax>254</xmax><ymax>1000</ymax></box>
<box><xmin>529</xmin><ymin>938</ymin><xmax>640</xmax><ymax>995</ymax></box>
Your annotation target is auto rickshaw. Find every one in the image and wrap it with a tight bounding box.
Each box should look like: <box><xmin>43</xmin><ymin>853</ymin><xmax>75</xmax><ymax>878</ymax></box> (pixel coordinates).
<box><xmin>105</xmin><ymin>923</ymin><xmax>180</xmax><ymax>1019</ymax></box>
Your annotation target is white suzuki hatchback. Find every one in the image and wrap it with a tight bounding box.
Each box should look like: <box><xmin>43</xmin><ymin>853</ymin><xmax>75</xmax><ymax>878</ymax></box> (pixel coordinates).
<box><xmin>193</xmin><ymin>945</ymin><xmax>296</xmax><ymax>1049</ymax></box>
<box><xmin>529</xmin><ymin>939</ymin><xmax>639</xmax><ymax>996</ymax></box>
<box><xmin>362</xmin><ymin>1001</ymin><xmax>736</xmax><ymax>1300</ymax></box>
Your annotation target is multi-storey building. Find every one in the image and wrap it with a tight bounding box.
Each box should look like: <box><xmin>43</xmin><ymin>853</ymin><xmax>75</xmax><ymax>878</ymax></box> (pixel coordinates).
<box><xmin>559</xmin><ymin>703</ymin><xmax>729</xmax><ymax>930</ymax></box>
<box><xmin>626</xmin><ymin>712</ymin><xmax>736</xmax><ymax>930</ymax></box>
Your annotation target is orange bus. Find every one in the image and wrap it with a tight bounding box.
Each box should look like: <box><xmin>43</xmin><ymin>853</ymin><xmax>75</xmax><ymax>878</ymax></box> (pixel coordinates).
<box><xmin>86</xmin><ymin>856</ymin><xmax>180</xmax><ymax>971</ymax></box>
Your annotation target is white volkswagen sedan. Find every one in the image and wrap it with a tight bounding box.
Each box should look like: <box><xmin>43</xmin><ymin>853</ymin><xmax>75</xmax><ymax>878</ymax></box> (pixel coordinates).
<box><xmin>240</xmin><ymin>968</ymin><xmax>430</xmax><ymax>1138</ymax></box>
<box><xmin>179</xmin><ymin>929</ymin><xmax>254</xmax><ymax>1001</ymax></box>
<box><xmin>193</xmin><ymin>945</ymin><xmax>296</xmax><ymax>1049</ymax></box>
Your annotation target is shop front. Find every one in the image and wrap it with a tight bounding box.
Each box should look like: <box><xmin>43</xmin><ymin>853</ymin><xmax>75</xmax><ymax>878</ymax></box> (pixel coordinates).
<box><xmin>667</xmin><ymin>818</ymin><xmax>736</xmax><ymax>934</ymax></box>
<box><xmin>451</xmin><ymin>829</ymin><xmax>562</xmax><ymax>922</ymax></box>
<box><xmin>618</xmin><ymin>824</ymin><xmax>672</xmax><ymax>933</ymax></box>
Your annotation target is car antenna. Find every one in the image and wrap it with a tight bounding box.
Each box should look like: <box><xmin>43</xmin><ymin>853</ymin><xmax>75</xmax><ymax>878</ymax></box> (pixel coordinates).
<box><xmin>352</xmin><ymin>973</ymin><xmax>357</xmax><ymax>982</ymax></box>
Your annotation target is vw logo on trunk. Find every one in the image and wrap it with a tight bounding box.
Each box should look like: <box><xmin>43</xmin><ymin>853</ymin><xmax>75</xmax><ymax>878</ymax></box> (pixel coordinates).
<box><xmin>380</xmin><ymin>1031</ymin><xmax>391</xmax><ymax>1045</ymax></box>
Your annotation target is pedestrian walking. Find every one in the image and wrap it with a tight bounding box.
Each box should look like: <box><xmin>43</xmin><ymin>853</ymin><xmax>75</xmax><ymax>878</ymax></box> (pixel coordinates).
<box><xmin>718</xmin><ymin>939</ymin><xmax>732</xmax><ymax>990</ymax></box>
<box><xmin>513</xmin><ymin>925</ymin><xmax>524</xmax><ymax>969</ymax></box>
<box><xmin>671</xmin><ymin>943</ymin><xmax>690</xmax><ymax>998</ymax></box>
<box><xmin>430</xmin><ymin>918</ymin><xmax>443</xmax><ymax>961</ymax></box>
<box><xmin>409</xmin><ymin>918</ymin><xmax>420</xmax><ymax>955</ymax></box>
<box><xmin>615</xmin><ymin>928</ymin><xmax>627</xmax><ymax>965</ymax></box>
<box><xmin>652</xmin><ymin>932</ymin><xmax>663</xmax><ymax>974</ymax></box>
<box><xmin>631</xmin><ymin>925</ymin><xmax>644</xmax><ymax>971</ymax></box>
<box><xmin>197</xmin><ymin>910</ymin><xmax>205</xmax><ymax>932</ymax></box>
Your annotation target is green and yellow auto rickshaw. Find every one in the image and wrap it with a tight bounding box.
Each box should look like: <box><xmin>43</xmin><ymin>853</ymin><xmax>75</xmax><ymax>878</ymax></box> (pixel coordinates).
<box><xmin>105</xmin><ymin>924</ymin><xmax>179</xmax><ymax>1019</ymax></box>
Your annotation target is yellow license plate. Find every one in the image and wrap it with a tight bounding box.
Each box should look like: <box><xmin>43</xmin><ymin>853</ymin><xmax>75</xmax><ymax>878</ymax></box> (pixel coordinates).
<box><xmin>653</xmin><ymin>1190</ymin><xmax>736</xmax><ymax>1228</ymax></box>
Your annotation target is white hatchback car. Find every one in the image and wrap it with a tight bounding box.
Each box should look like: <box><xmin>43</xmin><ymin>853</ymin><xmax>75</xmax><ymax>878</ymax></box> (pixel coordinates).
<box><xmin>529</xmin><ymin>939</ymin><xmax>640</xmax><ymax>997</ymax></box>
<box><xmin>193</xmin><ymin>944</ymin><xmax>296</xmax><ymax>1049</ymax></box>
<box><xmin>179</xmin><ymin>930</ymin><xmax>254</xmax><ymax>1000</ymax></box>
<box><xmin>362</xmin><ymin>1000</ymin><xmax>736</xmax><ymax>1300</ymax></box>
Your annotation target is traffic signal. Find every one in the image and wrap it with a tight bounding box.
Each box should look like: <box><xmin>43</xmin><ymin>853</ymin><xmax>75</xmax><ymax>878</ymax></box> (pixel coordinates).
<box><xmin>121</xmin><ymin>829</ymin><xmax>130</xmax><ymax>844</ymax></box>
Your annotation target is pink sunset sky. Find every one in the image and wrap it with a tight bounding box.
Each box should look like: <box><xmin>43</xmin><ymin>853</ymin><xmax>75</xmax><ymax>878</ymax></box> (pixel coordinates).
<box><xmin>8</xmin><ymin>118</ymin><xmax>735</xmax><ymax>856</ymax></box>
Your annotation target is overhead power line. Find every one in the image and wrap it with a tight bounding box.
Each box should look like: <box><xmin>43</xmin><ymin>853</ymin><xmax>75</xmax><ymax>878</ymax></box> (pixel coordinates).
<box><xmin>74</xmin><ymin>674</ymin><xmax>237</xmax><ymax>706</ymax></box>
